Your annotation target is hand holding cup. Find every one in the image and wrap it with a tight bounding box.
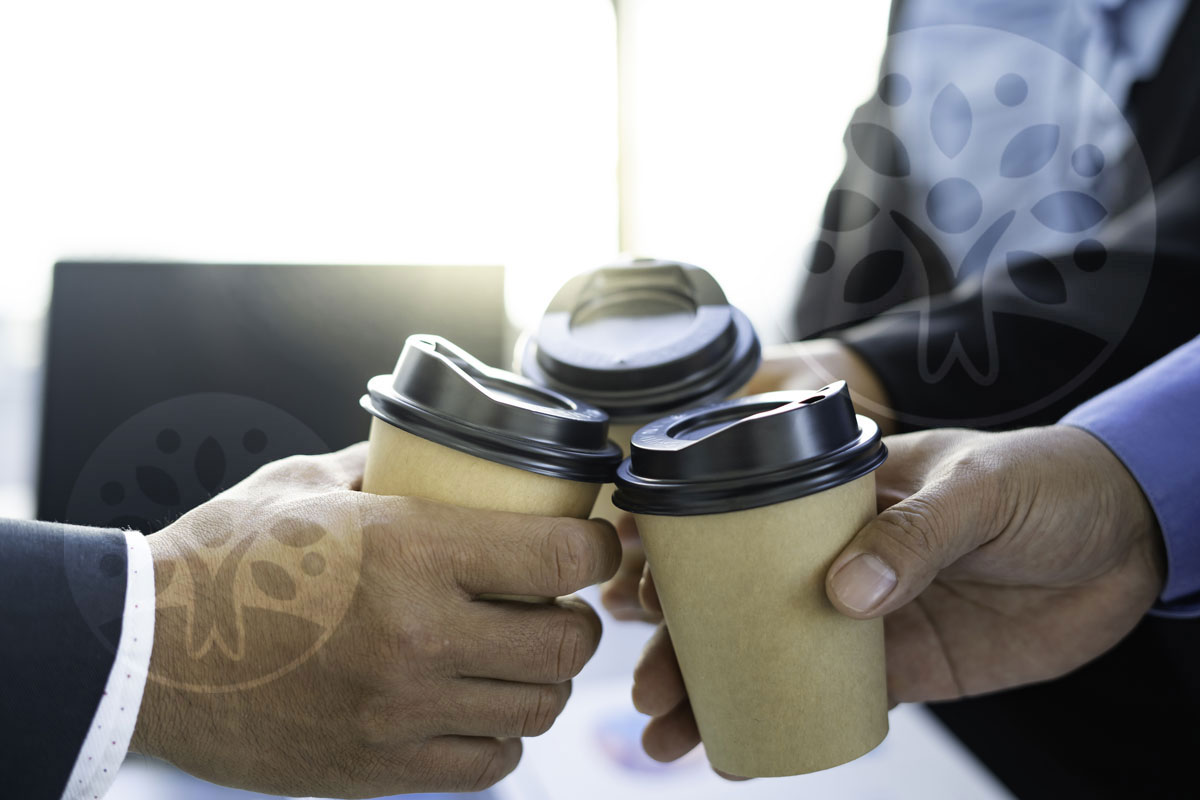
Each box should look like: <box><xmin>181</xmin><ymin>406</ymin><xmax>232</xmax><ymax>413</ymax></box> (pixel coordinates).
<box><xmin>133</xmin><ymin>444</ymin><xmax>621</xmax><ymax>797</ymax></box>
<box><xmin>614</xmin><ymin>383</ymin><xmax>889</xmax><ymax>777</ymax></box>
<box><xmin>623</xmin><ymin>425</ymin><xmax>1166</xmax><ymax>775</ymax></box>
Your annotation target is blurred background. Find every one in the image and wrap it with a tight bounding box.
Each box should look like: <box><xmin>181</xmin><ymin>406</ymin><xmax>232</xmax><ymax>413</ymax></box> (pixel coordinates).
<box><xmin>0</xmin><ymin>1</ymin><xmax>1015</xmax><ymax>798</ymax></box>
<box><xmin>0</xmin><ymin>0</ymin><xmax>890</xmax><ymax>519</ymax></box>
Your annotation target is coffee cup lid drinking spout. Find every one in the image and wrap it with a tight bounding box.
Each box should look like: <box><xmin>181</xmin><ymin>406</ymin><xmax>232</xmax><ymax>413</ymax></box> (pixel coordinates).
<box><xmin>613</xmin><ymin>381</ymin><xmax>887</xmax><ymax>515</ymax></box>
<box><xmin>362</xmin><ymin>335</ymin><xmax>623</xmax><ymax>483</ymax></box>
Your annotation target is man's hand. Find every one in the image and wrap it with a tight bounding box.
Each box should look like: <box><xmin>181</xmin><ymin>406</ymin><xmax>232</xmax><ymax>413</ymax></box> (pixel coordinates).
<box><xmin>827</xmin><ymin>426</ymin><xmax>1164</xmax><ymax>701</ymax></box>
<box><xmin>130</xmin><ymin>443</ymin><xmax>620</xmax><ymax>799</ymax></box>
<box><xmin>618</xmin><ymin>426</ymin><xmax>1166</xmax><ymax>765</ymax></box>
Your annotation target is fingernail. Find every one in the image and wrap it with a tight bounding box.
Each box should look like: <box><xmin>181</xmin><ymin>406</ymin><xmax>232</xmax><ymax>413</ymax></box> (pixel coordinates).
<box><xmin>831</xmin><ymin>554</ymin><xmax>897</xmax><ymax>613</ymax></box>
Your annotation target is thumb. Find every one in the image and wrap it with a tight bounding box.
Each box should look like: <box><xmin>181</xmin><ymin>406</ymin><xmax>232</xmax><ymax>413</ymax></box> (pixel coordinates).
<box><xmin>825</xmin><ymin>489</ymin><xmax>983</xmax><ymax>619</ymax></box>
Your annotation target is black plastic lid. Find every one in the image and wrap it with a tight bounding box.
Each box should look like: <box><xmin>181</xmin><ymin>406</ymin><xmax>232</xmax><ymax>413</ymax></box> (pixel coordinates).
<box><xmin>361</xmin><ymin>335</ymin><xmax>623</xmax><ymax>483</ymax></box>
<box><xmin>613</xmin><ymin>382</ymin><xmax>887</xmax><ymax>515</ymax></box>
<box><xmin>520</xmin><ymin>258</ymin><xmax>762</xmax><ymax>423</ymax></box>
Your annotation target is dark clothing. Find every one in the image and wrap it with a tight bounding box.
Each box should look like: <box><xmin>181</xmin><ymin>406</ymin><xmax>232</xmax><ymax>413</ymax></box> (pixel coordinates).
<box><xmin>790</xmin><ymin>2</ymin><xmax>1200</xmax><ymax>797</ymax></box>
<box><xmin>0</xmin><ymin>520</ymin><xmax>128</xmax><ymax>800</ymax></box>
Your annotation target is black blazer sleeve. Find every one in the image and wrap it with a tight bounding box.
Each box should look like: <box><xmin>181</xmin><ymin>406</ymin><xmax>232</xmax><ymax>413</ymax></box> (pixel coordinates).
<box><xmin>791</xmin><ymin>0</ymin><xmax>1200</xmax><ymax>431</ymax></box>
<box><xmin>0</xmin><ymin>519</ymin><xmax>129</xmax><ymax>800</ymax></box>
<box><xmin>835</xmin><ymin>158</ymin><xmax>1200</xmax><ymax>430</ymax></box>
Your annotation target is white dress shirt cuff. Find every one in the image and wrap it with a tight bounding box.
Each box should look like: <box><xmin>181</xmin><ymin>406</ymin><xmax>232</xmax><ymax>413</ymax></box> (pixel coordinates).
<box><xmin>62</xmin><ymin>530</ymin><xmax>155</xmax><ymax>800</ymax></box>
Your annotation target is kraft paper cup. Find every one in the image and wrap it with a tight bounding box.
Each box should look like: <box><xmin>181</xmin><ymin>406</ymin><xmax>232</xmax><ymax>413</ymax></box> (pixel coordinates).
<box><xmin>614</xmin><ymin>382</ymin><xmax>888</xmax><ymax>776</ymax></box>
<box><xmin>362</xmin><ymin>418</ymin><xmax>599</xmax><ymax>519</ymax></box>
<box><xmin>360</xmin><ymin>335</ymin><xmax>622</xmax><ymax>601</ymax></box>
<box><xmin>585</xmin><ymin>422</ymin><xmax>639</xmax><ymax>525</ymax></box>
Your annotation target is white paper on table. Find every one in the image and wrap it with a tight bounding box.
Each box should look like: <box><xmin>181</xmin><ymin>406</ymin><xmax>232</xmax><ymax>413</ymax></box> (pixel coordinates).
<box><xmin>494</xmin><ymin>585</ymin><xmax>1014</xmax><ymax>800</ymax></box>
<box><xmin>496</xmin><ymin>680</ymin><xmax>1014</xmax><ymax>800</ymax></box>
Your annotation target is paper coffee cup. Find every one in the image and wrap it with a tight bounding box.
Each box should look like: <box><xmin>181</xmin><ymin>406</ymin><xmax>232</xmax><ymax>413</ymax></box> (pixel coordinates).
<box><xmin>613</xmin><ymin>382</ymin><xmax>888</xmax><ymax>776</ymax></box>
<box><xmin>361</xmin><ymin>335</ymin><xmax>622</xmax><ymax>600</ymax></box>
<box><xmin>584</xmin><ymin>422</ymin><xmax>639</xmax><ymax>525</ymax></box>
<box><xmin>363</xmin><ymin>419</ymin><xmax>600</xmax><ymax>518</ymax></box>
<box><xmin>517</xmin><ymin>258</ymin><xmax>761</xmax><ymax>522</ymax></box>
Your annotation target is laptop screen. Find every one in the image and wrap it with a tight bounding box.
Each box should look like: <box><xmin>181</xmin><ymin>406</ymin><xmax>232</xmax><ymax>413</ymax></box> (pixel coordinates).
<box><xmin>37</xmin><ymin>261</ymin><xmax>505</xmax><ymax>532</ymax></box>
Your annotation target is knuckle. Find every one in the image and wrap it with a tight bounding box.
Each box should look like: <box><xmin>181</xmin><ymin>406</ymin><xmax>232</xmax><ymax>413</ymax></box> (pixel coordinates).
<box><xmin>393</xmin><ymin>616</ymin><xmax>450</xmax><ymax>664</ymax></box>
<box><xmin>364</xmin><ymin>494</ymin><xmax>426</xmax><ymax>537</ymax></box>
<box><xmin>468</xmin><ymin>744</ymin><xmax>514</xmax><ymax>793</ymax></box>
<box><xmin>389</xmin><ymin>740</ymin><xmax>449</xmax><ymax>794</ymax></box>
<box><xmin>948</xmin><ymin>447</ymin><xmax>988</xmax><ymax>476</ymax></box>
<box><xmin>878</xmin><ymin>501</ymin><xmax>945</xmax><ymax>565</ymax></box>
<box><xmin>256</xmin><ymin>452</ymin><xmax>328</xmax><ymax>485</ymax></box>
<box><xmin>387</xmin><ymin>493</ymin><xmax>437</xmax><ymax>517</ymax></box>
<box><xmin>522</xmin><ymin>685</ymin><xmax>567</xmax><ymax>737</ymax></box>
<box><xmin>932</xmin><ymin>444</ymin><xmax>1004</xmax><ymax>541</ymax></box>
<box><xmin>548</xmin><ymin>614</ymin><xmax>589</xmax><ymax>682</ymax></box>
<box><xmin>353</xmin><ymin>691</ymin><xmax>396</xmax><ymax>747</ymax></box>
<box><xmin>363</xmin><ymin>498</ymin><xmax>454</xmax><ymax>590</ymax></box>
<box><xmin>542</xmin><ymin>521</ymin><xmax>588</xmax><ymax>594</ymax></box>
<box><xmin>358</xmin><ymin>593</ymin><xmax>447</xmax><ymax>676</ymax></box>
<box><xmin>942</xmin><ymin>447</ymin><xmax>997</xmax><ymax>494</ymax></box>
<box><xmin>596</xmin><ymin>526</ymin><xmax>622</xmax><ymax>582</ymax></box>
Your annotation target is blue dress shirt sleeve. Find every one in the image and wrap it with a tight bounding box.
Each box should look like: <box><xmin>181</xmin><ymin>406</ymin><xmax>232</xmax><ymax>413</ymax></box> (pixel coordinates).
<box><xmin>1060</xmin><ymin>335</ymin><xmax>1200</xmax><ymax>617</ymax></box>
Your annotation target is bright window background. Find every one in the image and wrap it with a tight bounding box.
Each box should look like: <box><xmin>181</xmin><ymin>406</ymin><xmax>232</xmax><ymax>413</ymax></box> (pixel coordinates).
<box><xmin>617</xmin><ymin>0</ymin><xmax>891</xmax><ymax>340</ymax></box>
<box><xmin>0</xmin><ymin>0</ymin><xmax>890</xmax><ymax>518</ymax></box>
<box><xmin>0</xmin><ymin>0</ymin><xmax>619</xmax><ymax>326</ymax></box>
<box><xmin>0</xmin><ymin>0</ymin><xmax>619</xmax><ymax>516</ymax></box>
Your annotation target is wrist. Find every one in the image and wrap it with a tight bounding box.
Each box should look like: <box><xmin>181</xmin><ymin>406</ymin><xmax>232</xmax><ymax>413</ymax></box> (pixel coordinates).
<box><xmin>1054</xmin><ymin>425</ymin><xmax>1166</xmax><ymax>600</ymax></box>
<box><xmin>128</xmin><ymin>530</ymin><xmax>182</xmax><ymax>757</ymax></box>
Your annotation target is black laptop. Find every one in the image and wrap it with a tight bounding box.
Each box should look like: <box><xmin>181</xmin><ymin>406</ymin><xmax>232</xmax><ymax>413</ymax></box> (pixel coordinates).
<box><xmin>37</xmin><ymin>261</ymin><xmax>505</xmax><ymax>533</ymax></box>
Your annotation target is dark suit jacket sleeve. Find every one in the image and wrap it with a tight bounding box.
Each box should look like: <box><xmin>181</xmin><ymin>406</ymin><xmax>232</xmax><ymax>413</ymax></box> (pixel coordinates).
<box><xmin>0</xmin><ymin>519</ymin><xmax>129</xmax><ymax>800</ymax></box>
<box><xmin>834</xmin><ymin>158</ymin><xmax>1200</xmax><ymax>430</ymax></box>
<box><xmin>791</xmin><ymin>0</ymin><xmax>1200</xmax><ymax>431</ymax></box>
